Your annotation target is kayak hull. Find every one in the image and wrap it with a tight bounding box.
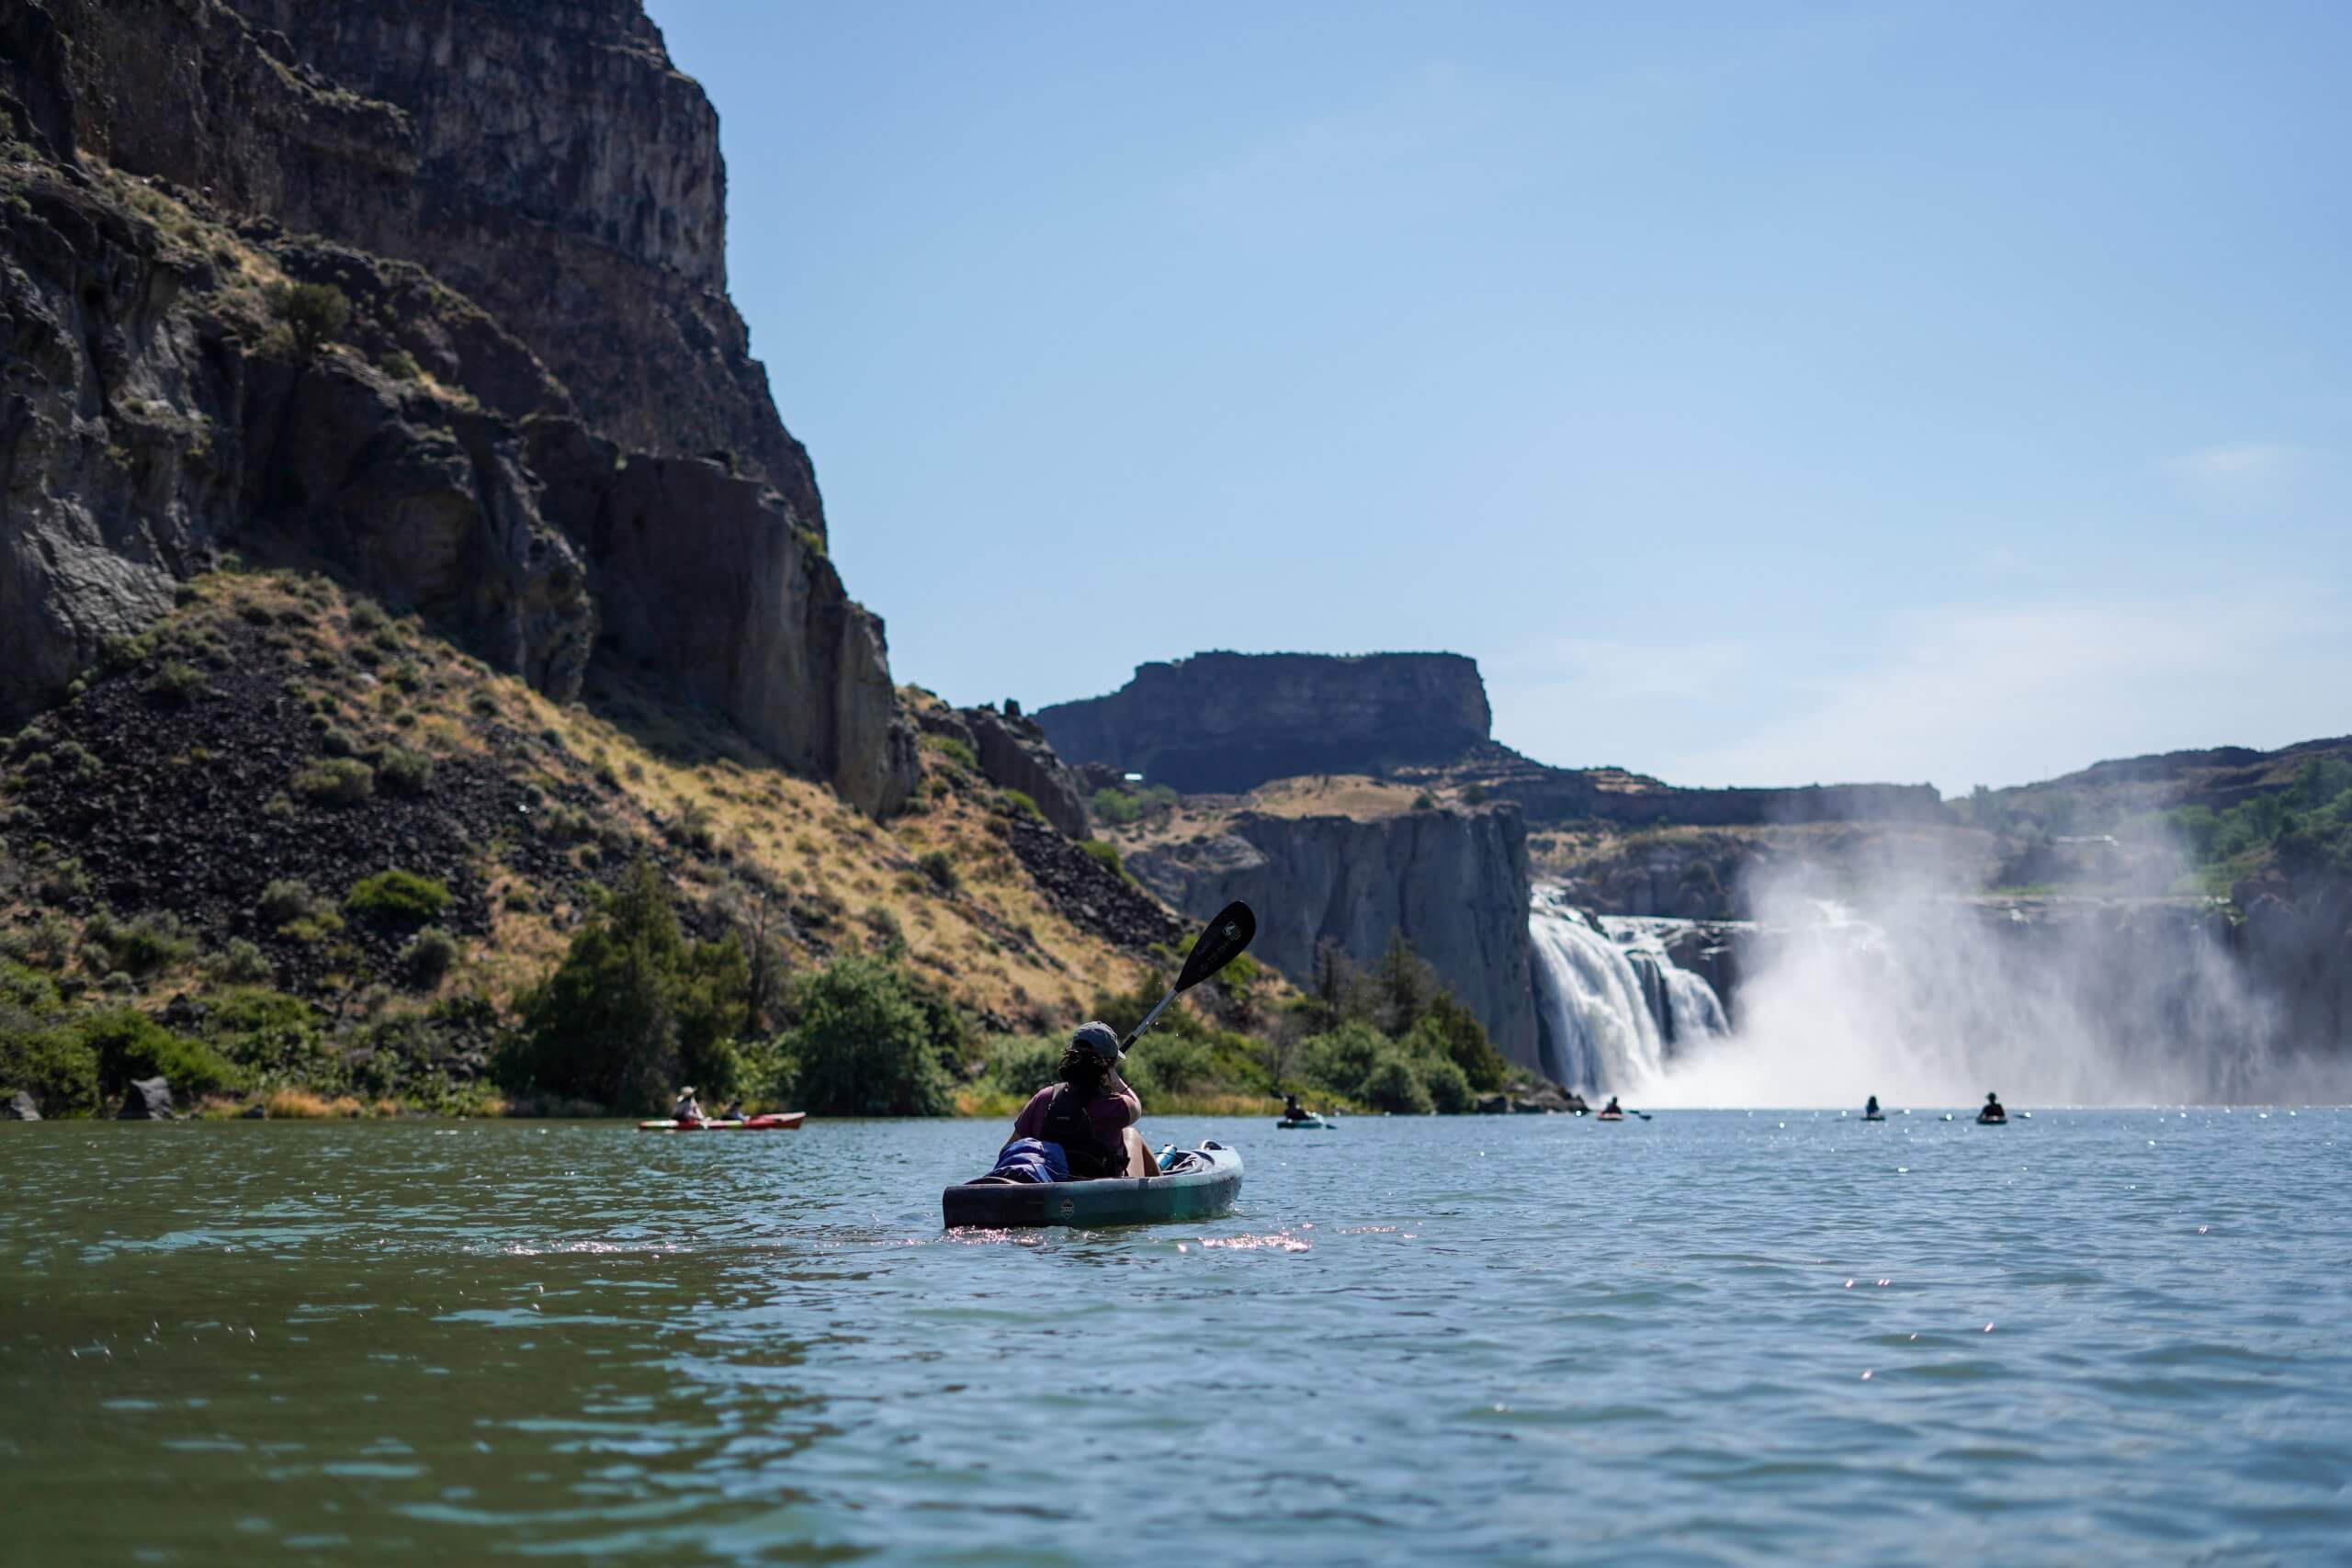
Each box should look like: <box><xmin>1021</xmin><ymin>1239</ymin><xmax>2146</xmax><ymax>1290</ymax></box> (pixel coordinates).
<box><xmin>1275</xmin><ymin>1116</ymin><xmax>1336</xmax><ymax>1130</ymax></box>
<box><xmin>943</xmin><ymin>1144</ymin><xmax>1243</xmax><ymax>1229</ymax></box>
<box><xmin>1861</xmin><ymin>1113</ymin><xmax>1887</xmax><ymax>1122</ymax></box>
<box><xmin>636</xmin><ymin>1112</ymin><xmax>806</xmax><ymax>1132</ymax></box>
<box><xmin>1595</xmin><ymin>1112</ymin><xmax>1625</xmax><ymax>1122</ymax></box>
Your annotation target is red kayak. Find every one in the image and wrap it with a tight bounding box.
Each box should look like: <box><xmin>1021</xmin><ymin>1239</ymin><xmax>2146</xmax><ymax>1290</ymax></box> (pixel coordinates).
<box><xmin>635</xmin><ymin>1112</ymin><xmax>807</xmax><ymax>1132</ymax></box>
<box><xmin>1595</xmin><ymin>1111</ymin><xmax>1625</xmax><ymax>1122</ymax></box>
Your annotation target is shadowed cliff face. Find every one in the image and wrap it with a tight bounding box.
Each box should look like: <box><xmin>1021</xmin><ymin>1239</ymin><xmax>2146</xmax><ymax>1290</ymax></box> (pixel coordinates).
<box><xmin>1125</xmin><ymin>804</ymin><xmax>1539</xmax><ymax>1064</ymax></box>
<box><xmin>0</xmin><ymin>0</ymin><xmax>916</xmax><ymax>813</ymax></box>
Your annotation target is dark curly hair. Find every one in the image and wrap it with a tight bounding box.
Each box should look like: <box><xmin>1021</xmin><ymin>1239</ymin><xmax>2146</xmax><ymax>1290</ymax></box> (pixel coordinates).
<box><xmin>1057</xmin><ymin>1043</ymin><xmax>1109</xmax><ymax>1094</ymax></box>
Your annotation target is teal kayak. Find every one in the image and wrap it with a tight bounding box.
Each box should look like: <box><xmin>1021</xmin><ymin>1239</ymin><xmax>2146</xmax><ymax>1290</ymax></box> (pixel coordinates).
<box><xmin>942</xmin><ymin>1144</ymin><xmax>1243</xmax><ymax>1228</ymax></box>
<box><xmin>1275</xmin><ymin>1115</ymin><xmax>1336</xmax><ymax>1130</ymax></box>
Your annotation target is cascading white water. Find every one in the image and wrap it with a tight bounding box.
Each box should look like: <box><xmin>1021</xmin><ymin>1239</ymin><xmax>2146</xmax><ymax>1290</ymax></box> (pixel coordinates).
<box><xmin>1528</xmin><ymin>889</ymin><xmax>1731</xmax><ymax>1094</ymax></box>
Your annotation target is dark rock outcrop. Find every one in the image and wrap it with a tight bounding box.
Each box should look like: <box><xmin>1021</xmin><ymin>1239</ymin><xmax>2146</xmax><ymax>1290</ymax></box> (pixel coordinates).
<box><xmin>1005</xmin><ymin>818</ymin><xmax>1186</xmax><ymax>954</ymax></box>
<box><xmin>961</xmin><ymin>705</ymin><xmax>1089</xmax><ymax>840</ymax></box>
<box><xmin>4</xmin><ymin>1090</ymin><xmax>40</xmax><ymax>1121</ymax></box>
<box><xmin>116</xmin><ymin>1076</ymin><xmax>175</xmax><ymax>1119</ymax></box>
<box><xmin>1038</xmin><ymin>652</ymin><xmax>1491</xmax><ymax>795</ymax></box>
<box><xmin>1125</xmin><ymin>803</ymin><xmax>1537</xmax><ymax>1060</ymax></box>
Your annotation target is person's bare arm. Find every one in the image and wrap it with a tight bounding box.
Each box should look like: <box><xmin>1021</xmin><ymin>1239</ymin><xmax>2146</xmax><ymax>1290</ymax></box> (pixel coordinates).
<box><xmin>1104</xmin><ymin>1069</ymin><xmax>1142</xmax><ymax>1126</ymax></box>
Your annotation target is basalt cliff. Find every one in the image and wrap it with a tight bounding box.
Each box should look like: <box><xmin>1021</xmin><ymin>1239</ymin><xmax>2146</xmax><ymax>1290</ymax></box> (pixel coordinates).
<box><xmin>0</xmin><ymin>0</ymin><xmax>915</xmax><ymax>813</ymax></box>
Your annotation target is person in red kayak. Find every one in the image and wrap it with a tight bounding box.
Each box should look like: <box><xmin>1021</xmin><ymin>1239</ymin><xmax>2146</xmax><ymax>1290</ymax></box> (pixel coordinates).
<box><xmin>671</xmin><ymin>1086</ymin><xmax>707</xmax><ymax>1123</ymax></box>
<box><xmin>1011</xmin><ymin>1021</ymin><xmax>1156</xmax><ymax>1179</ymax></box>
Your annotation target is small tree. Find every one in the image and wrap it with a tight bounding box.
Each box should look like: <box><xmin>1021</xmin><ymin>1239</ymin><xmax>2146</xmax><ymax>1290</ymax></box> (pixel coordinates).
<box><xmin>498</xmin><ymin>856</ymin><xmax>745</xmax><ymax>1112</ymax></box>
<box><xmin>267</xmin><ymin>281</ymin><xmax>352</xmax><ymax>356</ymax></box>
<box><xmin>779</xmin><ymin>954</ymin><xmax>955</xmax><ymax>1116</ymax></box>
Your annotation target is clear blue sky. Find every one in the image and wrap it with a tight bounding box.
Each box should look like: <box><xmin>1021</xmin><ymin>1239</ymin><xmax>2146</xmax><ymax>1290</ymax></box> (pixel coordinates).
<box><xmin>650</xmin><ymin>0</ymin><xmax>2350</xmax><ymax>794</ymax></box>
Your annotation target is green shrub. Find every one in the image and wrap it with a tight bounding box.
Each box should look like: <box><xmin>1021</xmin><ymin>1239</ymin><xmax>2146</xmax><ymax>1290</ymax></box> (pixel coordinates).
<box><xmin>496</xmin><ymin>856</ymin><xmax>746</xmax><ymax>1112</ymax></box>
<box><xmin>266</xmin><ymin>281</ymin><xmax>351</xmax><ymax>355</ymax></box>
<box><xmin>202</xmin><ymin>938</ymin><xmax>274</xmax><ymax>986</ymax></box>
<box><xmin>1001</xmin><ymin>789</ymin><xmax>1043</xmax><ymax>822</ymax></box>
<box><xmin>345</xmin><ymin>869</ymin><xmax>453</xmax><ymax>928</ymax></box>
<box><xmin>1360</xmin><ymin>1050</ymin><xmax>1434</xmax><ymax>1114</ymax></box>
<box><xmin>777</xmin><ymin>954</ymin><xmax>955</xmax><ymax>1117</ymax></box>
<box><xmin>379</xmin><ymin>748</ymin><xmax>434</xmax><ymax>795</ymax></box>
<box><xmin>258</xmin><ymin>879</ymin><xmax>320</xmax><ymax>927</ymax></box>
<box><xmin>1299</xmin><ymin>1021</ymin><xmax>1388</xmax><ymax>1100</ymax></box>
<box><xmin>198</xmin><ymin>987</ymin><xmax>326</xmax><ymax>1077</ymax></box>
<box><xmin>35</xmin><ymin>856</ymin><xmax>90</xmax><ymax>905</ymax></box>
<box><xmin>399</xmin><ymin>927</ymin><xmax>458</xmax><ymax>987</ymax></box>
<box><xmin>1125</xmin><ymin>1032</ymin><xmax>1214</xmax><ymax>1096</ymax></box>
<box><xmin>145</xmin><ymin>661</ymin><xmax>206</xmax><ymax>705</ymax></box>
<box><xmin>347</xmin><ymin>599</ymin><xmax>385</xmax><ymax>633</ymax></box>
<box><xmin>982</xmin><ymin>1034</ymin><xmax>1064</xmax><ymax>1098</ymax></box>
<box><xmin>70</xmin><ymin>1007</ymin><xmax>242</xmax><ymax>1101</ymax></box>
<box><xmin>0</xmin><ymin>1026</ymin><xmax>98</xmax><ymax>1115</ymax></box>
<box><xmin>0</xmin><ymin>913</ymin><xmax>79</xmax><ymax>969</ymax></box>
<box><xmin>929</xmin><ymin>737</ymin><xmax>978</xmax><ymax>772</ymax></box>
<box><xmin>916</xmin><ymin>850</ymin><xmax>959</xmax><ymax>894</ymax></box>
<box><xmin>378</xmin><ymin>349</ymin><xmax>421</xmax><ymax>380</ymax></box>
<box><xmin>1419</xmin><ymin>1055</ymin><xmax>1474</xmax><ymax>1112</ymax></box>
<box><xmin>666</xmin><ymin>799</ymin><xmax>717</xmax><ymax>853</ymax></box>
<box><xmin>294</xmin><ymin>757</ymin><xmax>375</xmax><ymax>806</ymax></box>
<box><xmin>81</xmin><ymin>910</ymin><xmax>196</xmax><ymax>977</ymax></box>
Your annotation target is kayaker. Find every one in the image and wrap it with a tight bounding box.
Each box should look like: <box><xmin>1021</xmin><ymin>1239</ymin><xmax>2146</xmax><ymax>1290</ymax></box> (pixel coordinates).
<box><xmin>671</xmin><ymin>1086</ymin><xmax>706</xmax><ymax>1123</ymax></box>
<box><xmin>1283</xmin><ymin>1092</ymin><xmax>1306</xmax><ymax>1122</ymax></box>
<box><xmin>1980</xmin><ymin>1091</ymin><xmax>2007</xmax><ymax>1123</ymax></box>
<box><xmin>1009</xmin><ymin>1021</ymin><xmax>1155</xmax><ymax>1179</ymax></box>
<box><xmin>1865</xmin><ymin>1095</ymin><xmax>1881</xmax><ymax>1117</ymax></box>
<box><xmin>720</xmin><ymin>1098</ymin><xmax>745</xmax><ymax>1121</ymax></box>
<box><xmin>1602</xmin><ymin>1095</ymin><xmax>1622</xmax><ymax>1116</ymax></box>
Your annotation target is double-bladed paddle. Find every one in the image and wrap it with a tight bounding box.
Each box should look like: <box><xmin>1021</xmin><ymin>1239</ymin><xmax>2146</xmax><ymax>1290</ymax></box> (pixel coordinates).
<box><xmin>1120</xmin><ymin>899</ymin><xmax>1257</xmax><ymax>1052</ymax></box>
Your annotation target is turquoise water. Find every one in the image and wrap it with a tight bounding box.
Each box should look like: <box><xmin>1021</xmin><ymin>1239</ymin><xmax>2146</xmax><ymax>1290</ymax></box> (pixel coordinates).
<box><xmin>3</xmin><ymin>1111</ymin><xmax>2346</xmax><ymax>1564</ymax></box>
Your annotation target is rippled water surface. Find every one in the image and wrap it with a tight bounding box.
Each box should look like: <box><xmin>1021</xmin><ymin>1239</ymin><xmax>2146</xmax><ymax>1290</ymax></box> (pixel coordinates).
<box><xmin>4</xmin><ymin>1111</ymin><xmax>2348</xmax><ymax>1564</ymax></box>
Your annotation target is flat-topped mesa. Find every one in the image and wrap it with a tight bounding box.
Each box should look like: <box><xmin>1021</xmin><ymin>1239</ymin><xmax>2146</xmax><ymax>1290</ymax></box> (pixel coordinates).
<box><xmin>1036</xmin><ymin>652</ymin><xmax>1491</xmax><ymax>795</ymax></box>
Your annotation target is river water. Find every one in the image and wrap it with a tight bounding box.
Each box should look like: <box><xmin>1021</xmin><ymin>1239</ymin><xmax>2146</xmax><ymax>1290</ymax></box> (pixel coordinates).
<box><xmin>4</xmin><ymin>1111</ymin><xmax>2346</xmax><ymax>1565</ymax></box>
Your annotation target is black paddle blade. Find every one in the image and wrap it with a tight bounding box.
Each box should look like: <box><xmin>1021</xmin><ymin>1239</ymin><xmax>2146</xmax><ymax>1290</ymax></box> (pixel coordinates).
<box><xmin>1174</xmin><ymin>900</ymin><xmax>1256</xmax><ymax>992</ymax></box>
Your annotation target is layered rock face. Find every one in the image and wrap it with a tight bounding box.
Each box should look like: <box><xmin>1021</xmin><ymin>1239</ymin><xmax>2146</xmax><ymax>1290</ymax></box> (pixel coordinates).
<box><xmin>1037</xmin><ymin>652</ymin><xmax>1492</xmax><ymax>795</ymax></box>
<box><xmin>1126</xmin><ymin>804</ymin><xmax>1538</xmax><ymax>1062</ymax></box>
<box><xmin>0</xmin><ymin>0</ymin><xmax>915</xmax><ymax>813</ymax></box>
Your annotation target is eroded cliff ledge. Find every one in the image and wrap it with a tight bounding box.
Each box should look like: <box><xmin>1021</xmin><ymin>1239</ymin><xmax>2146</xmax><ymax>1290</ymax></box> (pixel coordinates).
<box><xmin>0</xmin><ymin>0</ymin><xmax>915</xmax><ymax>812</ymax></box>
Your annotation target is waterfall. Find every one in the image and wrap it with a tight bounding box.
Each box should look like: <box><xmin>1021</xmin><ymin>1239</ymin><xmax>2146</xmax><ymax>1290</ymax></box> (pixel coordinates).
<box><xmin>1528</xmin><ymin>888</ymin><xmax>1731</xmax><ymax>1093</ymax></box>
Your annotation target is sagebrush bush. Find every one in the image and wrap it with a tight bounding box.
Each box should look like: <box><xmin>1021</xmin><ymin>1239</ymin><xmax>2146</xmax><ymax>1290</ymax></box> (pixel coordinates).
<box><xmin>81</xmin><ymin>910</ymin><xmax>196</xmax><ymax>977</ymax></box>
<box><xmin>916</xmin><ymin>850</ymin><xmax>959</xmax><ymax>894</ymax></box>
<box><xmin>294</xmin><ymin>757</ymin><xmax>374</xmax><ymax>806</ymax></box>
<box><xmin>399</xmin><ymin>927</ymin><xmax>458</xmax><ymax>987</ymax></box>
<box><xmin>345</xmin><ymin>869</ymin><xmax>452</xmax><ymax>927</ymax></box>
<box><xmin>145</xmin><ymin>661</ymin><xmax>206</xmax><ymax>704</ymax></box>
<box><xmin>379</xmin><ymin>748</ymin><xmax>434</xmax><ymax>796</ymax></box>
<box><xmin>266</xmin><ymin>280</ymin><xmax>351</xmax><ymax>355</ymax></box>
<box><xmin>257</xmin><ymin>879</ymin><xmax>319</xmax><ymax>927</ymax></box>
<box><xmin>202</xmin><ymin>938</ymin><xmax>274</xmax><ymax>986</ymax></box>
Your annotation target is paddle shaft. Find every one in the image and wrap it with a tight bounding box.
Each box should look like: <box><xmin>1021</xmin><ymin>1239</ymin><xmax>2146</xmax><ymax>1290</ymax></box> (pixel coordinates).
<box><xmin>1123</xmin><ymin>988</ymin><xmax>1181</xmax><ymax>1049</ymax></box>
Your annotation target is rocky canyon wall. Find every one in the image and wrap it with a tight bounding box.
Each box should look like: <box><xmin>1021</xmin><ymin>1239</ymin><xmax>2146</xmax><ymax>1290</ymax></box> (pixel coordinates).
<box><xmin>1125</xmin><ymin>803</ymin><xmax>1539</xmax><ymax>1064</ymax></box>
<box><xmin>0</xmin><ymin>0</ymin><xmax>914</xmax><ymax>812</ymax></box>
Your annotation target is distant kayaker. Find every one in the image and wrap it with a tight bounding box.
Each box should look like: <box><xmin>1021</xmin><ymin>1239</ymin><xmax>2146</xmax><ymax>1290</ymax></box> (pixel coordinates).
<box><xmin>672</xmin><ymin>1086</ymin><xmax>706</xmax><ymax>1123</ymax></box>
<box><xmin>1283</xmin><ymin>1093</ymin><xmax>1306</xmax><ymax>1122</ymax></box>
<box><xmin>1979</xmin><ymin>1091</ymin><xmax>2007</xmax><ymax>1123</ymax></box>
<box><xmin>1009</xmin><ymin>1021</ymin><xmax>1155</xmax><ymax>1179</ymax></box>
<box><xmin>1865</xmin><ymin>1095</ymin><xmax>1881</xmax><ymax>1117</ymax></box>
<box><xmin>720</xmin><ymin>1098</ymin><xmax>745</xmax><ymax>1121</ymax></box>
<box><xmin>1602</xmin><ymin>1095</ymin><xmax>1622</xmax><ymax>1116</ymax></box>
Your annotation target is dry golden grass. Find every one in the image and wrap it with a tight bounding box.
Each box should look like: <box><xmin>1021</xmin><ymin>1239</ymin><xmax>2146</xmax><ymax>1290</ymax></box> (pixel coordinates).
<box><xmin>265</xmin><ymin>1089</ymin><xmax>368</xmax><ymax>1119</ymax></box>
<box><xmin>175</xmin><ymin>571</ymin><xmax>1165</xmax><ymax>1032</ymax></box>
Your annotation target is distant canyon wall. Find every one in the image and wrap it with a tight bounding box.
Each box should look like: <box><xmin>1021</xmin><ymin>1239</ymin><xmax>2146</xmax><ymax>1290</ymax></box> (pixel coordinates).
<box><xmin>1037</xmin><ymin>652</ymin><xmax>1492</xmax><ymax>795</ymax></box>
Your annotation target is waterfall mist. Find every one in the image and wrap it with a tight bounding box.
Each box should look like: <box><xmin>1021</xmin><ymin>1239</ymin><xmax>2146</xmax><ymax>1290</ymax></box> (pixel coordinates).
<box><xmin>1651</xmin><ymin>834</ymin><xmax>2349</xmax><ymax>1108</ymax></box>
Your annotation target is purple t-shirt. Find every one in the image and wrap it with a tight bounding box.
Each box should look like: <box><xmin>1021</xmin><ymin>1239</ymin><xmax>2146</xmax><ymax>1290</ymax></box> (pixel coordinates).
<box><xmin>1012</xmin><ymin>1077</ymin><xmax>1140</xmax><ymax>1158</ymax></box>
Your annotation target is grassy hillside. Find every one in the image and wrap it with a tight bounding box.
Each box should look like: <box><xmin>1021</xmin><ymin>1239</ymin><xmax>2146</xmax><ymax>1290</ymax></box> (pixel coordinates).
<box><xmin>0</xmin><ymin>569</ymin><xmax>1203</xmax><ymax>1116</ymax></box>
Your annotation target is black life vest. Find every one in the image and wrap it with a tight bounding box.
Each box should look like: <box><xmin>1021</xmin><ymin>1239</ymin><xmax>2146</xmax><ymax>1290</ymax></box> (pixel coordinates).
<box><xmin>1040</xmin><ymin>1083</ymin><xmax>1123</xmax><ymax>1179</ymax></box>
